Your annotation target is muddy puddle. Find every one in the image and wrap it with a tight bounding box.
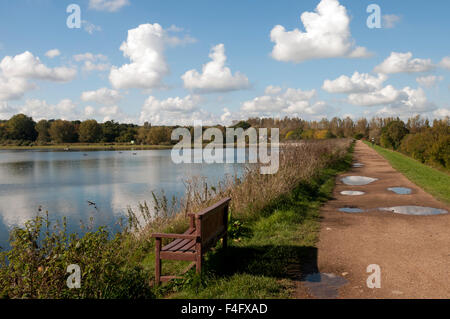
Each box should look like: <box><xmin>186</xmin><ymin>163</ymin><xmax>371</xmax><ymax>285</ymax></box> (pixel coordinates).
<box><xmin>387</xmin><ymin>187</ymin><xmax>412</xmax><ymax>195</ymax></box>
<box><xmin>341</xmin><ymin>176</ymin><xmax>378</xmax><ymax>186</ymax></box>
<box><xmin>379</xmin><ymin>206</ymin><xmax>448</xmax><ymax>216</ymax></box>
<box><xmin>339</xmin><ymin>207</ymin><xmax>365</xmax><ymax>213</ymax></box>
<box><xmin>340</xmin><ymin>191</ymin><xmax>365</xmax><ymax>196</ymax></box>
<box><xmin>352</xmin><ymin>163</ymin><xmax>364</xmax><ymax>168</ymax></box>
<box><xmin>302</xmin><ymin>273</ymin><xmax>348</xmax><ymax>298</ymax></box>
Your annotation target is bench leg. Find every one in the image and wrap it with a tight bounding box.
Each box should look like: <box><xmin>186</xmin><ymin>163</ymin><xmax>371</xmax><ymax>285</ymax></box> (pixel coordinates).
<box><xmin>196</xmin><ymin>243</ymin><xmax>202</xmax><ymax>274</ymax></box>
<box><xmin>155</xmin><ymin>238</ymin><xmax>162</xmax><ymax>286</ymax></box>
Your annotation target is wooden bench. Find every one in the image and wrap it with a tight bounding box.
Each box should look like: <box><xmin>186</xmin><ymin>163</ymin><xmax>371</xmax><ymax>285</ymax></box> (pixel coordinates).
<box><xmin>151</xmin><ymin>197</ymin><xmax>231</xmax><ymax>286</ymax></box>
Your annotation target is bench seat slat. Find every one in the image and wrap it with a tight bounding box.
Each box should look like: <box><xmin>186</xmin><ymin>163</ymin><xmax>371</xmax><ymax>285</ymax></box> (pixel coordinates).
<box><xmin>164</xmin><ymin>238</ymin><xmax>195</xmax><ymax>252</ymax></box>
<box><xmin>177</xmin><ymin>240</ymin><xmax>196</xmax><ymax>252</ymax></box>
<box><xmin>162</xmin><ymin>228</ymin><xmax>196</xmax><ymax>251</ymax></box>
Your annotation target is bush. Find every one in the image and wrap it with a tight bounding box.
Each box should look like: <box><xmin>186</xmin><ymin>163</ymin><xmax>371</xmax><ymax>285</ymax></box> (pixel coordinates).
<box><xmin>380</xmin><ymin>120</ymin><xmax>409</xmax><ymax>150</ymax></box>
<box><xmin>399</xmin><ymin>119</ymin><xmax>449</xmax><ymax>169</ymax></box>
<box><xmin>0</xmin><ymin>215</ymin><xmax>152</xmax><ymax>299</ymax></box>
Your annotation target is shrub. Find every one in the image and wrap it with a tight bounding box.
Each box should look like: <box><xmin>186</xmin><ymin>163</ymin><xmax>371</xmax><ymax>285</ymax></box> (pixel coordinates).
<box><xmin>0</xmin><ymin>214</ymin><xmax>152</xmax><ymax>299</ymax></box>
<box><xmin>380</xmin><ymin>120</ymin><xmax>409</xmax><ymax>150</ymax></box>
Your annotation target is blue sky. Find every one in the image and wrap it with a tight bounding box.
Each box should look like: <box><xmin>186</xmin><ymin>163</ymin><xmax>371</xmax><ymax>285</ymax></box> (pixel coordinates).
<box><xmin>0</xmin><ymin>0</ymin><xmax>449</xmax><ymax>124</ymax></box>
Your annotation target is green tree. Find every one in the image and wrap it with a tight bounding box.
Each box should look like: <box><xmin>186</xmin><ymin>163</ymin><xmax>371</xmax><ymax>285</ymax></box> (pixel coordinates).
<box><xmin>146</xmin><ymin>126</ymin><xmax>171</xmax><ymax>145</ymax></box>
<box><xmin>380</xmin><ymin>120</ymin><xmax>409</xmax><ymax>150</ymax></box>
<box><xmin>35</xmin><ymin>120</ymin><xmax>51</xmax><ymax>143</ymax></box>
<box><xmin>116</xmin><ymin>127</ymin><xmax>137</xmax><ymax>143</ymax></box>
<box><xmin>49</xmin><ymin>120</ymin><xmax>77</xmax><ymax>143</ymax></box>
<box><xmin>5</xmin><ymin>114</ymin><xmax>37</xmax><ymax>141</ymax></box>
<box><xmin>102</xmin><ymin>120</ymin><xmax>120</xmax><ymax>142</ymax></box>
<box><xmin>78</xmin><ymin>119</ymin><xmax>102</xmax><ymax>143</ymax></box>
<box><xmin>0</xmin><ymin>123</ymin><xmax>6</xmax><ymax>141</ymax></box>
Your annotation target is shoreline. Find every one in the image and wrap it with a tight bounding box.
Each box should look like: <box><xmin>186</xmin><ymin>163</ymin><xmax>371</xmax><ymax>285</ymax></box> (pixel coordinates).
<box><xmin>0</xmin><ymin>144</ymin><xmax>174</xmax><ymax>151</ymax></box>
<box><xmin>0</xmin><ymin>142</ymin><xmax>291</xmax><ymax>151</ymax></box>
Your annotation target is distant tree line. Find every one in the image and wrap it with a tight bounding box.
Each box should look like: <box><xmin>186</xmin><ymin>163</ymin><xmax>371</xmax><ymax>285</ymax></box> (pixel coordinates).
<box><xmin>0</xmin><ymin>113</ymin><xmax>448</xmax><ymax>169</ymax></box>
<box><xmin>244</xmin><ymin>115</ymin><xmax>449</xmax><ymax>169</ymax></box>
<box><xmin>0</xmin><ymin>114</ymin><xmax>139</xmax><ymax>145</ymax></box>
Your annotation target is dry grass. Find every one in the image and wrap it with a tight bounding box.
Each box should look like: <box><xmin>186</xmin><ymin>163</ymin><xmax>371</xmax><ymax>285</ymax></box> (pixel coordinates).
<box><xmin>127</xmin><ymin>139</ymin><xmax>352</xmax><ymax>240</ymax></box>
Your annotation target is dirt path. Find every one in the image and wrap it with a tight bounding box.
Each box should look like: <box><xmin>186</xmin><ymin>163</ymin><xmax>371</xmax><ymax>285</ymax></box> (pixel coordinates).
<box><xmin>297</xmin><ymin>140</ymin><xmax>450</xmax><ymax>299</ymax></box>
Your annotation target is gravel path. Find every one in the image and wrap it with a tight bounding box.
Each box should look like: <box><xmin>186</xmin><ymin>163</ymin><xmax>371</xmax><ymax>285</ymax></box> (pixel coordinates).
<box><xmin>297</xmin><ymin>140</ymin><xmax>450</xmax><ymax>299</ymax></box>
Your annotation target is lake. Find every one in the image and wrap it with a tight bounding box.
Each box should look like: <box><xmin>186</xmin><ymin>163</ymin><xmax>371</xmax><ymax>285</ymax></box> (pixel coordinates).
<box><xmin>0</xmin><ymin>149</ymin><xmax>245</xmax><ymax>249</ymax></box>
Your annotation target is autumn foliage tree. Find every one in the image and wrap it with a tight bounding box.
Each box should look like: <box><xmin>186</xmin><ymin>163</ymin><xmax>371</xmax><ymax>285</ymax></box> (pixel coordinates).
<box><xmin>78</xmin><ymin>120</ymin><xmax>103</xmax><ymax>143</ymax></box>
<box><xmin>49</xmin><ymin>120</ymin><xmax>77</xmax><ymax>143</ymax></box>
<box><xmin>5</xmin><ymin>114</ymin><xmax>37</xmax><ymax>141</ymax></box>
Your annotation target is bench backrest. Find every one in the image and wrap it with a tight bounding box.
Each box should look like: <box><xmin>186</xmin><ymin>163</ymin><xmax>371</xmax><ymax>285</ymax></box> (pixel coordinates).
<box><xmin>193</xmin><ymin>197</ymin><xmax>231</xmax><ymax>251</ymax></box>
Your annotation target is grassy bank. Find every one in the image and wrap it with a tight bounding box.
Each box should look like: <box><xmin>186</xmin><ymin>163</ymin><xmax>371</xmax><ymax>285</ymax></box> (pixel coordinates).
<box><xmin>365</xmin><ymin>141</ymin><xmax>450</xmax><ymax>204</ymax></box>
<box><xmin>167</xmin><ymin>153</ymin><xmax>352</xmax><ymax>298</ymax></box>
<box><xmin>0</xmin><ymin>139</ymin><xmax>352</xmax><ymax>299</ymax></box>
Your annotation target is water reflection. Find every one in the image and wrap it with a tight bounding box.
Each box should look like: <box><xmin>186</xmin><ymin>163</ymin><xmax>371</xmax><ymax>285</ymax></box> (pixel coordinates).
<box><xmin>379</xmin><ymin>206</ymin><xmax>448</xmax><ymax>216</ymax></box>
<box><xmin>338</xmin><ymin>207</ymin><xmax>365</xmax><ymax>213</ymax></box>
<box><xmin>387</xmin><ymin>187</ymin><xmax>412</xmax><ymax>195</ymax></box>
<box><xmin>341</xmin><ymin>176</ymin><xmax>378</xmax><ymax>186</ymax></box>
<box><xmin>0</xmin><ymin>149</ymin><xmax>246</xmax><ymax>249</ymax></box>
<box><xmin>340</xmin><ymin>191</ymin><xmax>365</xmax><ymax>196</ymax></box>
<box><xmin>302</xmin><ymin>273</ymin><xmax>348</xmax><ymax>298</ymax></box>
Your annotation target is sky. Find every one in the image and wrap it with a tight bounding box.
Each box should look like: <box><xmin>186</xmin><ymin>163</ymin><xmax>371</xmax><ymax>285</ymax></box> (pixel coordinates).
<box><xmin>0</xmin><ymin>0</ymin><xmax>449</xmax><ymax>125</ymax></box>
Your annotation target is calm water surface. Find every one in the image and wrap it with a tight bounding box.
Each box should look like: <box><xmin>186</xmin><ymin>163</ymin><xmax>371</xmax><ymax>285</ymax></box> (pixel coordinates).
<box><xmin>0</xmin><ymin>149</ymin><xmax>245</xmax><ymax>249</ymax></box>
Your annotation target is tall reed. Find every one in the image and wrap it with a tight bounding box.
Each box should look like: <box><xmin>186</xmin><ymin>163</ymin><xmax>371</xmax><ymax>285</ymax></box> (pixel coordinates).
<box><xmin>127</xmin><ymin>139</ymin><xmax>351</xmax><ymax>239</ymax></box>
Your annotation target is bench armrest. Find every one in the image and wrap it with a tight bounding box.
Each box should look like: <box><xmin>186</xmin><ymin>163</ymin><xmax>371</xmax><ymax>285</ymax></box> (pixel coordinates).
<box><xmin>151</xmin><ymin>233</ymin><xmax>198</xmax><ymax>240</ymax></box>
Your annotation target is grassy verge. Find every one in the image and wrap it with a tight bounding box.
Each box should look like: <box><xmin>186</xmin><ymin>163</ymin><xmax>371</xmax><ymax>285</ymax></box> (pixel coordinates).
<box><xmin>163</xmin><ymin>148</ymin><xmax>353</xmax><ymax>299</ymax></box>
<box><xmin>365</xmin><ymin>141</ymin><xmax>450</xmax><ymax>204</ymax></box>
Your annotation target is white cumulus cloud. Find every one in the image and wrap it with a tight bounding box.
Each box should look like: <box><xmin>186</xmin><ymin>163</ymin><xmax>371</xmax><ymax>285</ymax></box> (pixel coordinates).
<box><xmin>264</xmin><ymin>85</ymin><xmax>282</xmax><ymax>95</ymax></box>
<box><xmin>416</xmin><ymin>75</ymin><xmax>443</xmax><ymax>88</ymax></box>
<box><xmin>17</xmin><ymin>98</ymin><xmax>78</xmax><ymax>121</ymax></box>
<box><xmin>433</xmin><ymin>108</ymin><xmax>450</xmax><ymax>118</ymax></box>
<box><xmin>374</xmin><ymin>52</ymin><xmax>434</xmax><ymax>74</ymax></box>
<box><xmin>241</xmin><ymin>87</ymin><xmax>331</xmax><ymax>119</ymax></box>
<box><xmin>45</xmin><ymin>49</ymin><xmax>61</xmax><ymax>59</ymax></box>
<box><xmin>347</xmin><ymin>85</ymin><xmax>404</xmax><ymax>106</ymax></box>
<box><xmin>82</xmin><ymin>20</ymin><xmax>102</xmax><ymax>34</ymax></box>
<box><xmin>270</xmin><ymin>0</ymin><xmax>371</xmax><ymax>63</ymax></box>
<box><xmin>139</xmin><ymin>94</ymin><xmax>221</xmax><ymax>125</ymax></box>
<box><xmin>0</xmin><ymin>51</ymin><xmax>76</xmax><ymax>101</ymax></box>
<box><xmin>73</xmin><ymin>53</ymin><xmax>109</xmax><ymax>72</ymax></box>
<box><xmin>84</xmin><ymin>105</ymin><xmax>132</xmax><ymax>122</ymax></box>
<box><xmin>348</xmin><ymin>85</ymin><xmax>436</xmax><ymax>118</ymax></box>
<box><xmin>439</xmin><ymin>56</ymin><xmax>450</xmax><ymax>70</ymax></box>
<box><xmin>109</xmin><ymin>23</ymin><xmax>169</xmax><ymax>90</ymax></box>
<box><xmin>81</xmin><ymin>88</ymin><xmax>123</xmax><ymax>105</ymax></box>
<box><xmin>0</xmin><ymin>51</ymin><xmax>76</xmax><ymax>82</ymax></box>
<box><xmin>322</xmin><ymin>72</ymin><xmax>387</xmax><ymax>94</ymax></box>
<box><xmin>0</xmin><ymin>75</ymin><xmax>35</xmax><ymax>101</ymax></box>
<box><xmin>89</xmin><ymin>0</ymin><xmax>130</xmax><ymax>12</ymax></box>
<box><xmin>182</xmin><ymin>44</ymin><xmax>250</xmax><ymax>93</ymax></box>
<box><xmin>0</xmin><ymin>101</ymin><xmax>16</xmax><ymax>119</ymax></box>
<box><xmin>382</xmin><ymin>14</ymin><xmax>401</xmax><ymax>29</ymax></box>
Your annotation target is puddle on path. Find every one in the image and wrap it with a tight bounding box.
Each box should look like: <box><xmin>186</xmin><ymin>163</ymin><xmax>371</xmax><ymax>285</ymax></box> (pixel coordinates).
<box><xmin>352</xmin><ymin>163</ymin><xmax>364</xmax><ymax>167</ymax></box>
<box><xmin>341</xmin><ymin>176</ymin><xmax>378</xmax><ymax>186</ymax></box>
<box><xmin>302</xmin><ymin>273</ymin><xmax>348</xmax><ymax>298</ymax></box>
<box><xmin>387</xmin><ymin>187</ymin><xmax>412</xmax><ymax>195</ymax></box>
<box><xmin>379</xmin><ymin>206</ymin><xmax>448</xmax><ymax>216</ymax></box>
<box><xmin>339</xmin><ymin>207</ymin><xmax>365</xmax><ymax>213</ymax></box>
<box><xmin>340</xmin><ymin>190</ymin><xmax>365</xmax><ymax>196</ymax></box>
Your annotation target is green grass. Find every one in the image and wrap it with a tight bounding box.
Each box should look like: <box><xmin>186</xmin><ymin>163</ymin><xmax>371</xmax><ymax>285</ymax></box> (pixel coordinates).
<box><xmin>163</xmin><ymin>149</ymin><xmax>353</xmax><ymax>299</ymax></box>
<box><xmin>365</xmin><ymin>141</ymin><xmax>450</xmax><ymax>204</ymax></box>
